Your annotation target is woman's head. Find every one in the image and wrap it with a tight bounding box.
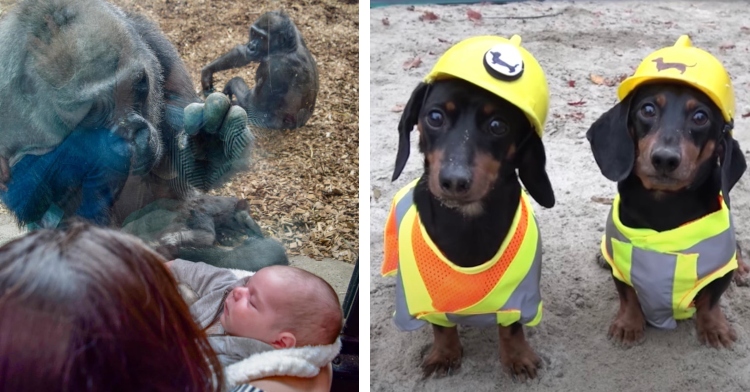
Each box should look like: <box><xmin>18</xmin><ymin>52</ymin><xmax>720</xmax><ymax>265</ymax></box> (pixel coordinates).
<box><xmin>0</xmin><ymin>222</ymin><xmax>223</xmax><ymax>391</ymax></box>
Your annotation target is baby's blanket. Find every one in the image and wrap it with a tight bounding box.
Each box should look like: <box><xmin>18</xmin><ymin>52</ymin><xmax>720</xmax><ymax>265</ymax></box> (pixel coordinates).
<box><xmin>224</xmin><ymin>338</ymin><xmax>341</xmax><ymax>386</ymax></box>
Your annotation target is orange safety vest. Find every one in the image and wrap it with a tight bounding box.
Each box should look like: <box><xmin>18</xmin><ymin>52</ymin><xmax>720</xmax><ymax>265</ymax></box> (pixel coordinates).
<box><xmin>381</xmin><ymin>179</ymin><xmax>543</xmax><ymax>330</ymax></box>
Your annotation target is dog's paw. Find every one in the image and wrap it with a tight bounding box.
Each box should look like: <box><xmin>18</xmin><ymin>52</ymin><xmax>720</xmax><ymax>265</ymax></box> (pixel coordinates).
<box><xmin>695</xmin><ymin>308</ymin><xmax>737</xmax><ymax>349</ymax></box>
<box><xmin>607</xmin><ymin>314</ymin><xmax>645</xmax><ymax>347</ymax></box>
<box><xmin>595</xmin><ymin>252</ymin><xmax>611</xmax><ymax>270</ymax></box>
<box><xmin>421</xmin><ymin>345</ymin><xmax>463</xmax><ymax>378</ymax></box>
<box><xmin>501</xmin><ymin>345</ymin><xmax>542</xmax><ymax>382</ymax></box>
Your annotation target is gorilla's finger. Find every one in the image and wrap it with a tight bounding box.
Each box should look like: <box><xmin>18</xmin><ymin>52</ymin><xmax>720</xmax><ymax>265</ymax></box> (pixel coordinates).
<box><xmin>183</xmin><ymin>103</ymin><xmax>204</xmax><ymax>136</ymax></box>
<box><xmin>203</xmin><ymin>93</ymin><xmax>231</xmax><ymax>134</ymax></box>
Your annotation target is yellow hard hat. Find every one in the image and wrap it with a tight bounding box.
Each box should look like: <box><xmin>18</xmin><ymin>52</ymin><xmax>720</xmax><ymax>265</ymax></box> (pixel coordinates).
<box><xmin>617</xmin><ymin>35</ymin><xmax>735</xmax><ymax>122</ymax></box>
<box><xmin>424</xmin><ymin>35</ymin><xmax>549</xmax><ymax>137</ymax></box>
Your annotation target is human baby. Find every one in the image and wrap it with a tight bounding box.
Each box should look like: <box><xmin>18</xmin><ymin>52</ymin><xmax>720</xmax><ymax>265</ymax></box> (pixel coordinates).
<box><xmin>166</xmin><ymin>259</ymin><xmax>343</xmax><ymax>391</ymax></box>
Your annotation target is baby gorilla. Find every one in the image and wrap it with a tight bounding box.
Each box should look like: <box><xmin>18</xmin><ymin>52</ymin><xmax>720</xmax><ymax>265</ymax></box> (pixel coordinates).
<box><xmin>200</xmin><ymin>10</ymin><xmax>319</xmax><ymax>130</ymax></box>
<box><xmin>120</xmin><ymin>194</ymin><xmax>289</xmax><ymax>271</ymax></box>
<box><xmin>168</xmin><ymin>260</ymin><xmax>342</xmax><ymax>390</ymax></box>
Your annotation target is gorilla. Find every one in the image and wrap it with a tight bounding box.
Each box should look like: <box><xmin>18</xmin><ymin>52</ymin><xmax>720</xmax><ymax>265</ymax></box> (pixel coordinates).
<box><xmin>0</xmin><ymin>0</ymin><xmax>285</xmax><ymax>270</ymax></box>
<box><xmin>0</xmin><ymin>0</ymin><xmax>251</xmax><ymax>227</ymax></box>
<box><xmin>200</xmin><ymin>10</ymin><xmax>319</xmax><ymax>130</ymax></box>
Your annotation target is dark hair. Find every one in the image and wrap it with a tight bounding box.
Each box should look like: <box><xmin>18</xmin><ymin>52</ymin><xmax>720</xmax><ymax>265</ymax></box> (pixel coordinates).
<box><xmin>0</xmin><ymin>222</ymin><xmax>224</xmax><ymax>391</ymax></box>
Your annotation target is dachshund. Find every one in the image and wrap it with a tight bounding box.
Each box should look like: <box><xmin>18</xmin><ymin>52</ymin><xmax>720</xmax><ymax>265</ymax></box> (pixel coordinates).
<box><xmin>587</xmin><ymin>82</ymin><xmax>748</xmax><ymax>349</ymax></box>
<box><xmin>387</xmin><ymin>78</ymin><xmax>555</xmax><ymax>380</ymax></box>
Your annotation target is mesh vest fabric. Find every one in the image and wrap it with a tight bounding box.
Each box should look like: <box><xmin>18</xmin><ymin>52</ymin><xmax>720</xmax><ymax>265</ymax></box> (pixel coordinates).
<box><xmin>600</xmin><ymin>194</ymin><xmax>738</xmax><ymax>329</ymax></box>
<box><xmin>381</xmin><ymin>179</ymin><xmax>543</xmax><ymax>330</ymax></box>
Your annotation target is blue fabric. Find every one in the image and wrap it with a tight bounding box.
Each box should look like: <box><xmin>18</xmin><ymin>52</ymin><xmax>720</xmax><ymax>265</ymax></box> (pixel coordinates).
<box><xmin>0</xmin><ymin>127</ymin><xmax>132</xmax><ymax>226</ymax></box>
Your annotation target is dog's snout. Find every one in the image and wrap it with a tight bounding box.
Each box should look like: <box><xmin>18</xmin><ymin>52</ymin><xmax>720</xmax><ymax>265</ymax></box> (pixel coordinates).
<box><xmin>651</xmin><ymin>147</ymin><xmax>681</xmax><ymax>173</ymax></box>
<box><xmin>439</xmin><ymin>166</ymin><xmax>472</xmax><ymax>195</ymax></box>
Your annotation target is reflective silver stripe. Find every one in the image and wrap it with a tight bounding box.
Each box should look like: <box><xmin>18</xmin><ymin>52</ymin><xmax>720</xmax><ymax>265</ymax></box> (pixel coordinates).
<box><xmin>392</xmin><ymin>185</ymin><xmax>425</xmax><ymax>331</ymax></box>
<box><xmin>393</xmin><ymin>267</ymin><xmax>428</xmax><ymax>331</ymax></box>
<box><xmin>690</xmin><ymin>214</ymin><xmax>736</xmax><ymax>278</ymax></box>
<box><xmin>630</xmin><ymin>246</ymin><xmax>678</xmax><ymax>329</ymax></box>
<box><xmin>504</xmin><ymin>232</ymin><xmax>543</xmax><ymax>325</ymax></box>
<box><xmin>394</xmin><ymin>186</ymin><xmax>415</xmax><ymax>230</ymax></box>
<box><xmin>604</xmin><ymin>205</ymin><xmax>736</xmax><ymax>329</ymax></box>
<box><xmin>445</xmin><ymin>313</ymin><xmax>496</xmax><ymax>326</ymax></box>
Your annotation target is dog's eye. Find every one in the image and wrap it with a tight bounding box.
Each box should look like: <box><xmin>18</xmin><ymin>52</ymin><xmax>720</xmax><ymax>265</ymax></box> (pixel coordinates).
<box><xmin>692</xmin><ymin>111</ymin><xmax>708</xmax><ymax>126</ymax></box>
<box><xmin>488</xmin><ymin>119</ymin><xmax>510</xmax><ymax>136</ymax></box>
<box><xmin>640</xmin><ymin>103</ymin><xmax>656</xmax><ymax>118</ymax></box>
<box><xmin>426</xmin><ymin>110</ymin><xmax>444</xmax><ymax>127</ymax></box>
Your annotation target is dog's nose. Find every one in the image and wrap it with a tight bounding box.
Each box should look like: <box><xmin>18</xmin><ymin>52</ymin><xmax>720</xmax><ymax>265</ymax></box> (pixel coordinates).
<box><xmin>439</xmin><ymin>166</ymin><xmax>472</xmax><ymax>195</ymax></box>
<box><xmin>651</xmin><ymin>148</ymin><xmax>681</xmax><ymax>173</ymax></box>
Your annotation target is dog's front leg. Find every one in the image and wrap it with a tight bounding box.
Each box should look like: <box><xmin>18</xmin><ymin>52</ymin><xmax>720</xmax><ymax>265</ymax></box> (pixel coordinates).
<box><xmin>421</xmin><ymin>324</ymin><xmax>463</xmax><ymax>378</ymax></box>
<box><xmin>498</xmin><ymin>323</ymin><xmax>541</xmax><ymax>381</ymax></box>
<box><xmin>608</xmin><ymin>277</ymin><xmax>646</xmax><ymax>346</ymax></box>
<box><xmin>694</xmin><ymin>272</ymin><xmax>737</xmax><ymax>348</ymax></box>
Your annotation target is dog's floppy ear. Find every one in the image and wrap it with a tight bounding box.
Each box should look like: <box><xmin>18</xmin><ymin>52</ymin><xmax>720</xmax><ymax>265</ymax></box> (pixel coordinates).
<box><xmin>517</xmin><ymin>133</ymin><xmax>555</xmax><ymax>208</ymax></box>
<box><xmin>719</xmin><ymin>133</ymin><xmax>746</xmax><ymax>208</ymax></box>
<box><xmin>392</xmin><ymin>82</ymin><xmax>429</xmax><ymax>181</ymax></box>
<box><xmin>586</xmin><ymin>94</ymin><xmax>635</xmax><ymax>182</ymax></box>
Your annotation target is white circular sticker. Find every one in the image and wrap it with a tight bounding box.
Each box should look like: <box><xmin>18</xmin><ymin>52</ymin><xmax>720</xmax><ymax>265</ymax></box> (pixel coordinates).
<box><xmin>484</xmin><ymin>44</ymin><xmax>524</xmax><ymax>79</ymax></box>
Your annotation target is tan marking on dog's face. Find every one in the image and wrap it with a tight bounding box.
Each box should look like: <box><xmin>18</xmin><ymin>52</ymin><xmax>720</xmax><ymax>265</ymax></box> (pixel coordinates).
<box><xmin>634</xmin><ymin>132</ymin><xmax>659</xmax><ymax>188</ymax></box>
<box><xmin>483</xmin><ymin>104</ymin><xmax>495</xmax><ymax>116</ymax></box>
<box><xmin>417</xmin><ymin>120</ymin><xmax>425</xmax><ymax>143</ymax></box>
<box><xmin>457</xmin><ymin>201</ymin><xmax>485</xmax><ymax>217</ymax></box>
<box><xmin>445</xmin><ymin>101</ymin><xmax>456</xmax><ymax>113</ymax></box>
<box><xmin>469</xmin><ymin>152</ymin><xmax>501</xmax><ymax>200</ymax></box>
<box><xmin>506</xmin><ymin>143</ymin><xmax>517</xmax><ymax>161</ymax></box>
<box><xmin>685</xmin><ymin>98</ymin><xmax>699</xmax><ymax>112</ymax></box>
<box><xmin>655</xmin><ymin>93</ymin><xmax>667</xmax><ymax>108</ymax></box>
<box><xmin>427</xmin><ymin>148</ymin><xmax>445</xmax><ymax>196</ymax></box>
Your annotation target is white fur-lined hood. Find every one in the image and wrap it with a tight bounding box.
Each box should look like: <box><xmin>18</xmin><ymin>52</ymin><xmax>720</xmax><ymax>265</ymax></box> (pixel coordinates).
<box><xmin>224</xmin><ymin>338</ymin><xmax>341</xmax><ymax>387</ymax></box>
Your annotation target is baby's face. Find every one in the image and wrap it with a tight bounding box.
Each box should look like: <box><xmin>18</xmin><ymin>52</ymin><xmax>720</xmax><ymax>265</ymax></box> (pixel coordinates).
<box><xmin>220</xmin><ymin>267</ymin><xmax>289</xmax><ymax>345</ymax></box>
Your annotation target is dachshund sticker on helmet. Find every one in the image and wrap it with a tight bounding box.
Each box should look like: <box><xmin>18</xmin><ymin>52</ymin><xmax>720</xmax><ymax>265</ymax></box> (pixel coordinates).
<box><xmin>483</xmin><ymin>43</ymin><xmax>524</xmax><ymax>81</ymax></box>
<box><xmin>652</xmin><ymin>57</ymin><xmax>696</xmax><ymax>74</ymax></box>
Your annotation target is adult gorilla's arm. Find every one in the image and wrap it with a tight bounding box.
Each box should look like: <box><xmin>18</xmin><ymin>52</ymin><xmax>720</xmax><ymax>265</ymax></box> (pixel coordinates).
<box><xmin>112</xmin><ymin>13</ymin><xmax>254</xmax><ymax>224</ymax></box>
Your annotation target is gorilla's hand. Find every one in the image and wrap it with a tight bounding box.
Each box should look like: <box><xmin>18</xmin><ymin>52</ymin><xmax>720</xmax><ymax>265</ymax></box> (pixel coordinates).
<box><xmin>200</xmin><ymin>67</ymin><xmax>215</xmax><ymax>97</ymax></box>
<box><xmin>181</xmin><ymin>93</ymin><xmax>254</xmax><ymax>192</ymax></box>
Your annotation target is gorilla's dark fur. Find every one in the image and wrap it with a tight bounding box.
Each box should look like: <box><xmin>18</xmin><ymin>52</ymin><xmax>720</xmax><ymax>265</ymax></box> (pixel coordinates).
<box><xmin>200</xmin><ymin>10</ymin><xmax>319</xmax><ymax>130</ymax></box>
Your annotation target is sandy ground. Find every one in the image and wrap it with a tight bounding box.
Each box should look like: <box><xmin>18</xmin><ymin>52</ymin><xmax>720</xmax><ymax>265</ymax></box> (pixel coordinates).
<box><xmin>369</xmin><ymin>1</ymin><xmax>750</xmax><ymax>390</ymax></box>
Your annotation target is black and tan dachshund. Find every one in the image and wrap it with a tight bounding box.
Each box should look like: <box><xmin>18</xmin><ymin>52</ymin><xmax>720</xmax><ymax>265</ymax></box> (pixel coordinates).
<box><xmin>587</xmin><ymin>83</ymin><xmax>749</xmax><ymax>348</ymax></box>
<box><xmin>392</xmin><ymin>78</ymin><xmax>555</xmax><ymax>380</ymax></box>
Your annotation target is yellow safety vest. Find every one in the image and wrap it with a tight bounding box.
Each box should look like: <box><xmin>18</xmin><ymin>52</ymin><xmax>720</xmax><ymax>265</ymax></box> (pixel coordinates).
<box><xmin>381</xmin><ymin>179</ymin><xmax>543</xmax><ymax>330</ymax></box>
<box><xmin>600</xmin><ymin>193</ymin><xmax>738</xmax><ymax>329</ymax></box>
